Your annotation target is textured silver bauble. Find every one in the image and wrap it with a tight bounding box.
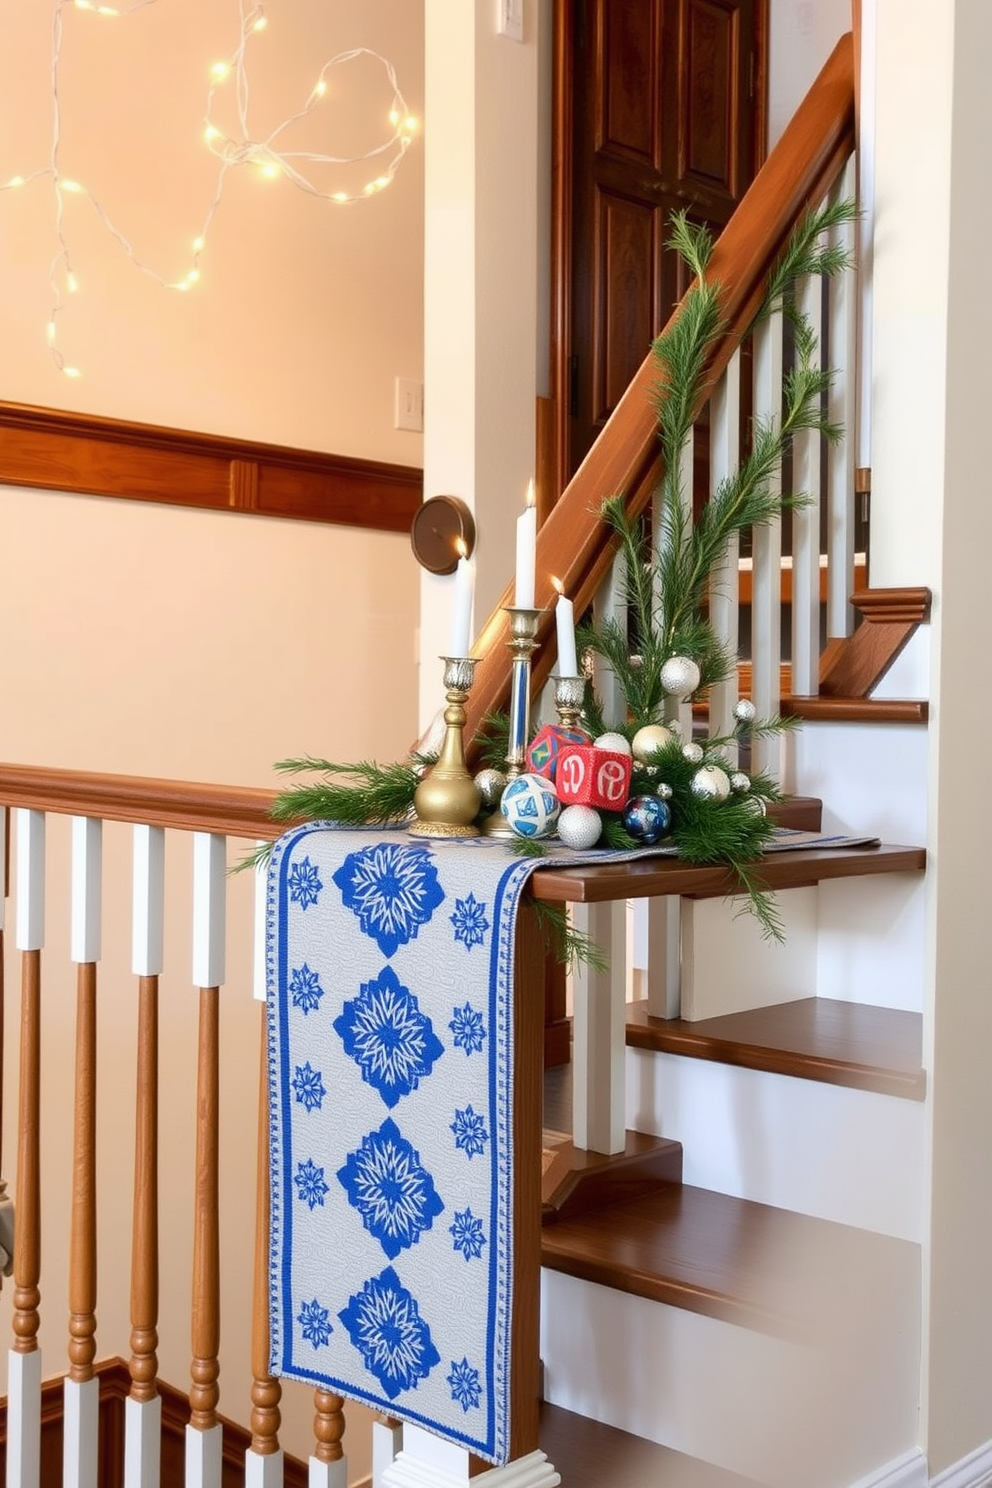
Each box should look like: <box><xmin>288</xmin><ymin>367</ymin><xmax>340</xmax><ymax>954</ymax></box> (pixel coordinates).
<box><xmin>660</xmin><ymin>655</ymin><xmax>701</xmax><ymax>697</ymax></box>
<box><xmin>631</xmin><ymin>723</ymin><xmax>673</xmax><ymax>762</ymax></box>
<box><xmin>682</xmin><ymin>741</ymin><xmax>704</xmax><ymax>764</ymax></box>
<box><xmin>474</xmin><ymin>768</ymin><xmax>507</xmax><ymax>811</ymax></box>
<box><xmin>656</xmin><ymin>782</ymin><xmax>673</xmax><ymax>801</ymax></box>
<box><xmin>734</xmin><ymin>698</ymin><xmax>757</xmax><ymax>723</ymax></box>
<box><xmin>667</xmin><ymin>717</ymin><xmax>683</xmax><ymax>737</ymax></box>
<box><xmin>691</xmin><ymin>764</ymin><xmax>731</xmax><ymax>801</ymax></box>
<box><xmin>557</xmin><ymin>804</ymin><xmax>603</xmax><ymax>851</ymax></box>
<box><xmin>594</xmin><ymin>731</ymin><xmax>632</xmax><ymax>756</ymax></box>
<box><xmin>730</xmin><ymin>771</ymin><xmax>751</xmax><ymax>793</ymax></box>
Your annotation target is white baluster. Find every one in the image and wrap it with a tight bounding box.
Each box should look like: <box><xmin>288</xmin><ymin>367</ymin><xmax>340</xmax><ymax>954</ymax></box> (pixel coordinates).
<box><xmin>192</xmin><ymin>832</ymin><xmax>226</xmax><ymax>992</ymax></box>
<box><xmin>708</xmin><ymin>350</ymin><xmax>742</xmax><ymax>747</ymax></box>
<box><xmin>372</xmin><ymin>1419</ymin><xmax>404</xmax><ymax>1488</ymax></box>
<box><xmin>132</xmin><ymin>824</ymin><xmax>165</xmax><ymax>978</ymax></box>
<box><xmin>571</xmin><ymin>900</ymin><xmax>627</xmax><ymax>1155</ymax></box>
<box><xmin>253</xmin><ymin>849</ymin><xmax>268</xmax><ymax>1003</ymax></box>
<box><xmin>751</xmin><ymin>308</ymin><xmax>784</xmax><ymax>778</ymax></box>
<box><xmin>791</xmin><ymin>271</ymin><xmax>824</xmax><ymax>696</ymax></box>
<box><xmin>0</xmin><ymin>808</ymin><xmax>6</xmax><ymax>933</ymax></box>
<box><xmin>71</xmin><ymin>816</ymin><xmax>102</xmax><ymax>964</ymax></box>
<box><xmin>828</xmin><ymin>157</ymin><xmax>858</xmax><ymax>640</ymax></box>
<box><xmin>16</xmin><ymin>807</ymin><xmax>45</xmax><ymax>954</ymax></box>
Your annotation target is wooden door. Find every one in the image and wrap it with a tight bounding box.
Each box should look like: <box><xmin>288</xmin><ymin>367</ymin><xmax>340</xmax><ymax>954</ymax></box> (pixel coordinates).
<box><xmin>550</xmin><ymin>0</ymin><xmax>767</xmax><ymax>490</ymax></box>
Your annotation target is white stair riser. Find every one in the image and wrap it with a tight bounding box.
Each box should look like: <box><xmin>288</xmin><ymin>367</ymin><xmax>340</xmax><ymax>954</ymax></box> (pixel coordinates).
<box><xmin>626</xmin><ymin>1047</ymin><xmax>926</xmax><ymax>1241</ymax></box>
<box><xmin>540</xmin><ymin>1269</ymin><xmax>920</xmax><ymax>1488</ymax></box>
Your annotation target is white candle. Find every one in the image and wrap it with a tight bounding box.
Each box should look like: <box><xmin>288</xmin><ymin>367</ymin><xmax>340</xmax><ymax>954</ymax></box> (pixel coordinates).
<box><xmin>554</xmin><ymin>585</ymin><xmax>578</xmax><ymax>676</ymax></box>
<box><xmin>514</xmin><ymin>479</ymin><xmax>537</xmax><ymax>609</ymax></box>
<box><xmin>449</xmin><ymin>542</ymin><xmax>475</xmax><ymax>657</ymax></box>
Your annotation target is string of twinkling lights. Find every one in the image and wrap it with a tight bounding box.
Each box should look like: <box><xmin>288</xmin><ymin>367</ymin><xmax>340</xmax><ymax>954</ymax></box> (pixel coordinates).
<box><xmin>1</xmin><ymin>0</ymin><xmax>417</xmax><ymax>377</ymax></box>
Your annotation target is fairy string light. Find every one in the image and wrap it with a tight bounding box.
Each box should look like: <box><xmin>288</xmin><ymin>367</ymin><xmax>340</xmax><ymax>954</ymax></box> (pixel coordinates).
<box><xmin>1</xmin><ymin>0</ymin><xmax>417</xmax><ymax>377</ymax></box>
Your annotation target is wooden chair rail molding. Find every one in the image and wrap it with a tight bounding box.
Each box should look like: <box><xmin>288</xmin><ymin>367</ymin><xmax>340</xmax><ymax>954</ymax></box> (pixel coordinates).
<box><xmin>463</xmin><ymin>33</ymin><xmax>857</xmax><ymax>760</ymax></box>
<box><xmin>0</xmin><ymin>401</ymin><xmax>422</xmax><ymax>534</ymax></box>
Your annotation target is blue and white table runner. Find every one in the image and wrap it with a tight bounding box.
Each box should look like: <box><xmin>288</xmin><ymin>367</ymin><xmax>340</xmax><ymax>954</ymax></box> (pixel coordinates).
<box><xmin>266</xmin><ymin>822</ymin><xmax>875</xmax><ymax>1463</ymax></box>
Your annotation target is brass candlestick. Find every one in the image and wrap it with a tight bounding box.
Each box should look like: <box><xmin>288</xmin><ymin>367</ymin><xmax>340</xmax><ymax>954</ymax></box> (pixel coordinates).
<box><xmin>554</xmin><ymin>674</ymin><xmax>585</xmax><ymax>731</ymax></box>
<box><xmin>481</xmin><ymin>606</ymin><xmax>542</xmax><ymax>838</ymax></box>
<box><xmin>410</xmin><ymin>657</ymin><xmax>481</xmax><ymax>838</ymax></box>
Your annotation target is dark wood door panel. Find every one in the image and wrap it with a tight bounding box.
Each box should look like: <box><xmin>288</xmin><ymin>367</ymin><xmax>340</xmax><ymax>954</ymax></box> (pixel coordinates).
<box><xmin>595</xmin><ymin>191</ymin><xmax>662</xmax><ymax>423</ymax></box>
<box><xmin>600</xmin><ymin>0</ymin><xmax>663</xmax><ymax>164</ymax></box>
<box><xmin>682</xmin><ymin>0</ymin><xmax>744</xmax><ymax>198</ymax></box>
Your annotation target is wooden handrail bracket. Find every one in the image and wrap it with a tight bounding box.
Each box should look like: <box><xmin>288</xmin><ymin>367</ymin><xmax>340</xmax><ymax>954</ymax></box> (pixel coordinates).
<box><xmin>819</xmin><ymin>587</ymin><xmax>931</xmax><ymax>700</ymax></box>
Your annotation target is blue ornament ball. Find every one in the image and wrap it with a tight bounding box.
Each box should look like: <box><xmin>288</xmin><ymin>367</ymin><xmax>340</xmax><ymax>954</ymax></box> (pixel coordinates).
<box><xmin>500</xmin><ymin>772</ymin><xmax>561</xmax><ymax>839</ymax></box>
<box><xmin>622</xmin><ymin>793</ymin><xmax>672</xmax><ymax>844</ymax></box>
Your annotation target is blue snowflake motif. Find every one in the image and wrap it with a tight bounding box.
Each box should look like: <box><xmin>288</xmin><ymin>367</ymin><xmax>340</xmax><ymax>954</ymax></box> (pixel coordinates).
<box><xmin>334</xmin><ymin>965</ymin><xmax>444</xmax><ymax>1108</ymax></box>
<box><xmin>294</xmin><ymin>1157</ymin><xmax>330</xmax><ymax>1211</ymax></box>
<box><xmin>292</xmin><ymin>1061</ymin><xmax>326</xmax><ymax>1113</ymax></box>
<box><xmin>449</xmin><ymin>1002</ymin><xmax>486</xmax><ymax>1057</ymax></box>
<box><xmin>447</xmin><ymin>1357</ymin><xmax>482</xmax><ymax>1413</ymax></box>
<box><xmin>332</xmin><ymin>843</ymin><xmax>444</xmax><ymax>958</ymax></box>
<box><xmin>297</xmin><ymin>1298</ymin><xmax>333</xmax><ymax>1350</ymax></box>
<box><xmin>338</xmin><ymin>1117</ymin><xmax>444</xmax><ymax>1260</ymax></box>
<box><xmin>289</xmin><ymin>963</ymin><xmax>324</xmax><ymax>1015</ymax></box>
<box><xmin>288</xmin><ymin>855</ymin><xmax>323</xmax><ymax>911</ymax></box>
<box><xmin>339</xmin><ymin>1266</ymin><xmax>440</xmax><ymax>1400</ymax></box>
<box><xmin>450</xmin><ymin>893</ymin><xmax>490</xmax><ymax>951</ymax></box>
<box><xmin>449</xmin><ymin>1207</ymin><xmax>486</xmax><ymax>1262</ymax></box>
<box><xmin>451</xmin><ymin>1105</ymin><xmax>489</xmax><ymax>1160</ymax></box>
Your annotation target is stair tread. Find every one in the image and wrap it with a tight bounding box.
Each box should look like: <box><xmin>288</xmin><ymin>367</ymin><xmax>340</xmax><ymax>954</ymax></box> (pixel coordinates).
<box><xmin>541</xmin><ymin>1181</ymin><xmax>919</xmax><ymax>1332</ymax></box>
<box><xmin>626</xmin><ymin>996</ymin><xmax>925</xmax><ymax>1099</ymax></box>
<box><xmin>539</xmin><ymin>1402</ymin><xmax>765</xmax><ymax>1488</ymax></box>
<box><xmin>528</xmin><ymin>841</ymin><xmax>925</xmax><ymax>904</ymax></box>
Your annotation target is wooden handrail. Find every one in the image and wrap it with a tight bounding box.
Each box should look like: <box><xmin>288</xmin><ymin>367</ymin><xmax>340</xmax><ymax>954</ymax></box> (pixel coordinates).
<box><xmin>0</xmin><ymin>764</ymin><xmax>281</xmax><ymax>840</ymax></box>
<box><xmin>464</xmin><ymin>33</ymin><xmax>856</xmax><ymax>759</ymax></box>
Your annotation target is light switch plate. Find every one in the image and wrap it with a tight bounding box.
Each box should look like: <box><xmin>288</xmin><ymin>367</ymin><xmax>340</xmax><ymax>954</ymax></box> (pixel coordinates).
<box><xmin>395</xmin><ymin>376</ymin><xmax>424</xmax><ymax>432</ymax></box>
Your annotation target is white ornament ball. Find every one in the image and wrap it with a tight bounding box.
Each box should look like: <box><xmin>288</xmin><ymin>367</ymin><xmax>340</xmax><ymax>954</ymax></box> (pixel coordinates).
<box><xmin>660</xmin><ymin>656</ymin><xmax>701</xmax><ymax>698</ymax></box>
<box><xmin>691</xmin><ymin>764</ymin><xmax>732</xmax><ymax>802</ymax></box>
<box><xmin>682</xmin><ymin>741</ymin><xmax>704</xmax><ymax>764</ymax></box>
<box><xmin>594</xmin><ymin>732</ymin><xmax>632</xmax><ymax>756</ymax></box>
<box><xmin>631</xmin><ymin>723</ymin><xmax>674</xmax><ymax>762</ymax></box>
<box><xmin>734</xmin><ymin>698</ymin><xmax>757</xmax><ymax>724</ymax></box>
<box><xmin>557</xmin><ymin>804</ymin><xmax>603</xmax><ymax>851</ymax></box>
<box><xmin>730</xmin><ymin>771</ymin><xmax>751</xmax><ymax>794</ymax></box>
<box><xmin>500</xmin><ymin>772</ymin><xmax>561</xmax><ymax>839</ymax></box>
<box><xmin>656</xmin><ymin>782</ymin><xmax>673</xmax><ymax>801</ymax></box>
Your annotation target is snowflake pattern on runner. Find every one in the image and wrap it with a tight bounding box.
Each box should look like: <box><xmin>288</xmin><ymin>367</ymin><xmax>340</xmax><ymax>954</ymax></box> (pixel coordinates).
<box><xmin>291</xmin><ymin>1061</ymin><xmax>326</xmax><ymax>1113</ymax></box>
<box><xmin>338</xmin><ymin>1117</ymin><xmax>444</xmax><ymax>1260</ymax></box>
<box><xmin>294</xmin><ymin>1157</ymin><xmax>330</xmax><ymax>1211</ymax></box>
<box><xmin>449</xmin><ymin>1207</ymin><xmax>486</xmax><ymax>1262</ymax></box>
<box><xmin>289</xmin><ymin>963</ymin><xmax>324</xmax><ymax>1015</ymax></box>
<box><xmin>297</xmin><ymin>1298</ymin><xmax>333</xmax><ymax>1350</ymax></box>
<box><xmin>332</xmin><ymin>843</ymin><xmax>444</xmax><ymax>958</ymax></box>
<box><xmin>334</xmin><ymin>965</ymin><xmax>444</xmax><ymax>1108</ymax></box>
<box><xmin>449</xmin><ymin>1002</ymin><xmax>486</xmax><ymax>1057</ymax></box>
<box><xmin>447</xmin><ymin>1357</ymin><xmax>482</xmax><ymax>1413</ymax></box>
<box><xmin>450</xmin><ymin>1105</ymin><xmax>489</xmax><ymax>1159</ymax></box>
<box><xmin>288</xmin><ymin>855</ymin><xmax>323</xmax><ymax>911</ymax></box>
<box><xmin>339</xmin><ymin>1266</ymin><xmax>441</xmax><ymax>1400</ymax></box>
<box><xmin>450</xmin><ymin>893</ymin><xmax>490</xmax><ymax>951</ymax></box>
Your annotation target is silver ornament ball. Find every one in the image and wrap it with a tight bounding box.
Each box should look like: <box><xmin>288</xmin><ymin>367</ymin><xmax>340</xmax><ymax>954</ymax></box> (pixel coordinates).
<box><xmin>631</xmin><ymin>723</ymin><xmax>674</xmax><ymax>762</ymax></box>
<box><xmin>682</xmin><ymin>741</ymin><xmax>704</xmax><ymax>764</ymax></box>
<box><xmin>594</xmin><ymin>731</ymin><xmax>633</xmax><ymax>756</ymax></box>
<box><xmin>660</xmin><ymin>655</ymin><xmax>701</xmax><ymax>698</ymax></box>
<box><xmin>474</xmin><ymin>768</ymin><xmax>507</xmax><ymax>811</ymax></box>
<box><xmin>734</xmin><ymin>698</ymin><xmax>757</xmax><ymax>724</ymax></box>
<box><xmin>691</xmin><ymin>764</ymin><xmax>731</xmax><ymax>802</ymax></box>
<box><xmin>656</xmin><ymin>782</ymin><xmax>673</xmax><ymax>801</ymax></box>
<box><xmin>730</xmin><ymin>771</ymin><xmax>751</xmax><ymax>793</ymax></box>
<box><xmin>557</xmin><ymin>804</ymin><xmax>603</xmax><ymax>851</ymax></box>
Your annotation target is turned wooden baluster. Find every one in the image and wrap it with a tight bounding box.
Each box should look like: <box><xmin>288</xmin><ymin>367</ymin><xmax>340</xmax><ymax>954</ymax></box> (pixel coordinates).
<box><xmin>65</xmin><ymin>816</ymin><xmax>103</xmax><ymax>1488</ymax></box>
<box><xmin>247</xmin><ymin>859</ymin><xmax>283</xmax><ymax>1488</ymax></box>
<box><xmin>125</xmin><ymin>825</ymin><xmax>164</xmax><ymax>1488</ymax></box>
<box><xmin>187</xmin><ymin>833</ymin><xmax>226</xmax><ymax>1488</ymax></box>
<box><xmin>311</xmin><ymin>1390</ymin><xmax>347</xmax><ymax>1486</ymax></box>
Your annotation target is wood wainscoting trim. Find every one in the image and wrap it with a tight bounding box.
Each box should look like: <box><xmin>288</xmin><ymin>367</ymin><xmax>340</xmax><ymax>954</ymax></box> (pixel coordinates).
<box><xmin>0</xmin><ymin>1357</ymin><xmax>309</xmax><ymax>1488</ymax></box>
<box><xmin>0</xmin><ymin>400</ymin><xmax>423</xmax><ymax>534</ymax></box>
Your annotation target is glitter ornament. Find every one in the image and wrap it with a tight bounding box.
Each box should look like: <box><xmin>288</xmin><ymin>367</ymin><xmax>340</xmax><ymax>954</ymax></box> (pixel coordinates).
<box><xmin>691</xmin><ymin>764</ymin><xmax>732</xmax><ymax>801</ymax></box>
<box><xmin>622</xmin><ymin>794</ymin><xmax>672</xmax><ymax>844</ymax></box>
<box><xmin>734</xmin><ymin>698</ymin><xmax>757</xmax><ymax>723</ymax></box>
<box><xmin>730</xmin><ymin>771</ymin><xmax>751</xmax><ymax>793</ymax></box>
<box><xmin>660</xmin><ymin>656</ymin><xmax>701</xmax><ymax>697</ymax></box>
<box><xmin>593</xmin><ymin>732</ymin><xmax>632</xmax><ymax>756</ymax></box>
<box><xmin>667</xmin><ymin>718</ymin><xmax>683</xmax><ymax>737</ymax></box>
<box><xmin>474</xmin><ymin>768</ymin><xmax>507</xmax><ymax>811</ymax></box>
<box><xmin>557</xmin><ymin>804</ymin><xmax>603</xmax><ymax>851</ymax></box>
<box><xmin>500</xmin><ymin>772</ymin><xmax>561</xmax><ymax>839</ymax></box>
<box><xmin>656</xmin><ymin>782</ymin><xmax>673</xmax><ymax>800</ymax></box>
<box><xmin>631</xmin><ymin>723</ymin><xmax>673</xmax><ymax>762</ymax></box>
<box><xmin>682</xmin><ymin>741</ymin><xmax>704</xmax><ymax>764</ymax></box>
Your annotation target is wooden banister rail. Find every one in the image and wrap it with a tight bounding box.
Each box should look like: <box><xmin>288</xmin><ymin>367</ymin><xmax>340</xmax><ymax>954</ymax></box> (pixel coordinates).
<box><xmin>464</xmin><ymin>33</ymin><xmax>856</xmax><ymax>758</ymax></box>
<box><xmin>0</xmin><ymin>765</ymin><xmax>281</xmax><ymax>839</ymax></box>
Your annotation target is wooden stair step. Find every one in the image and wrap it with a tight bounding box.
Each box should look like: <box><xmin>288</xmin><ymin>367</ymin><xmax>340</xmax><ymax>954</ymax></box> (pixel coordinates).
<box><xmin>539</xmin><ymin>1401</ymin><xmax>764</xmax><ymax>1488</ymax></box>
<box><xmin>540</xmin><ymin>1182</ymin><xmax>919</xmax><ymax>1334</ymax></box>
<box><xmin>626</xmin><ymin>997</ymin><xmax>925</xmax><ymax>1099</ymax></box>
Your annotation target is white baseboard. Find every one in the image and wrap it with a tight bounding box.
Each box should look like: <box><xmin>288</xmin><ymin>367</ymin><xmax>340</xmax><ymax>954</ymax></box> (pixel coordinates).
<box><xmin>848</xmin><ymin>1450</ymin><xmax>928</xmax><ymax>1488</ymax></box>
<box><xmin>931</xmin><ymin>1439</ymin><xmax>992</xmax><ymax>1488</ymax></box>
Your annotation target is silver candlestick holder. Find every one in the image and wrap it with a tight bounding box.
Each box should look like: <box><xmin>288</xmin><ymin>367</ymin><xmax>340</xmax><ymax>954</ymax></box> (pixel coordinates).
<box><xmin>554</xmin><ymin>674</ymin><xmax>586</xmax><ymax>732</ymax></box>
<box><xmin>481</xmin><ymin>606</ymin><xmax>543</xmax><ymax>838</ymax></box>
<box><xmin>410</xmin><ymin>656</ymin><xmax>482</xmax><ymax>838</ymax></box>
